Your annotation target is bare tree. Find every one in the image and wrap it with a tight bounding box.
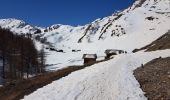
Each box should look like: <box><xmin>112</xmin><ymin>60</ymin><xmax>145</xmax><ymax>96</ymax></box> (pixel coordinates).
<box><xmin>0</xmin><ymin>29</ymin><xmax>45</xmax><ymax>82</ymax></box>
<box><xmin>39</xmin><ymin>45</ymin><xmax>46</xmax><ymax>73</ymax></box>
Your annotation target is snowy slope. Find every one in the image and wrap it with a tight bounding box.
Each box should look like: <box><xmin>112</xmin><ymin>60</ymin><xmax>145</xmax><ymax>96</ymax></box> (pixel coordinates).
<box><xmin>0</xmin><ymin>18</ymin><xmax>43</xmax><ymax>34</ymax></box>
<box><xmin>44</xmin><ymin>0</ymin><xmax>170</xmax><ymax>70</ymax></box>
<box><xmin>1</xmin><ymin>0</ymin><xmax>170</xmax><ymax>99</ymax></box>
<box><xmin>0</xmin><ymin>0</ymin><xmax>170</xmax><ymax>70</ymax></box>
<box><xmin>41</xmin><ymin>0</ymin><xmax>170</xmax><ymax>51</ymax></box>
<box><xmin>23</xmin><ymin>49</ymin><xmax>170</xmax><ymax>100</ymax></box>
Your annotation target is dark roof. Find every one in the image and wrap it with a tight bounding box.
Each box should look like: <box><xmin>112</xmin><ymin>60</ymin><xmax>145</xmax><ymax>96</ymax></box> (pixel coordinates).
<box><xmin>83</xmin><ymin>54</ymin><xmax>97</xmax><ymax>59</ymax></box>
<box><xmin>105</xmin><ymin>49</ymin><xmax>124</xmax><ymax>54</ymax></box>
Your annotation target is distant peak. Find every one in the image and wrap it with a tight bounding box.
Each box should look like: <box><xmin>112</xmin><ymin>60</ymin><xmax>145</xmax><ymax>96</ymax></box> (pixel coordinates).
<box><xmin>0</xmin><ymin>18</ymin><xmax>25</xmax><ymax>23</ymax></box>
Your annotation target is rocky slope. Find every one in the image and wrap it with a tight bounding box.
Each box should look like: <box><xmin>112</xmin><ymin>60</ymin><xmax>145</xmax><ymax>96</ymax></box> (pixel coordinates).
<box><xmin>133</xmin><ymin>30</ymin><xmax>170</xmax><ymax>52</ymax></box>
<box><xmin>134</xmin><ymin>57</ymin><xmax>170</xmax><ymax>99</ymax></box>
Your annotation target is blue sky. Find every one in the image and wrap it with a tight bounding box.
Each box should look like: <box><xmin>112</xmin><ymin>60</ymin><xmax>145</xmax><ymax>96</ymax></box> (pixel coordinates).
<box><xmin>0</xmin><ymin>0</ymin><xmax>134</xmax><ymax>27</ymax></box>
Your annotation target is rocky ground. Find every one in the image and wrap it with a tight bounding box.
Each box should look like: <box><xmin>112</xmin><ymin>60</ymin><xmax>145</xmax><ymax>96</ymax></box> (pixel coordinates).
<box><xmin>134</xmin><ymin>57</ymin><xmax>170</xmax><ymax>100</ymax></box>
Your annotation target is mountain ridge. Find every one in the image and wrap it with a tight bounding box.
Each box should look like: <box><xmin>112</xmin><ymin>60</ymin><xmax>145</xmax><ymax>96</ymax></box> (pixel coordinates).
<box><xmin>0</xmin><ymin>0</ymin><xmax>170</xmax><ymax>70</ymax></box>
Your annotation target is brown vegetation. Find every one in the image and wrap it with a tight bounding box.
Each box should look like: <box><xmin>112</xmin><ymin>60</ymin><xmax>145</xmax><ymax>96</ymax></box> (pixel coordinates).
<box><xmin>134</xmin><ymin>57</ymin><xmax>170</xmax><ymax>99</ymax></box>
<box><xmin>133</xmin><ymin>31</ymin><xmax>170</xmax><ymax>53</ymax></box>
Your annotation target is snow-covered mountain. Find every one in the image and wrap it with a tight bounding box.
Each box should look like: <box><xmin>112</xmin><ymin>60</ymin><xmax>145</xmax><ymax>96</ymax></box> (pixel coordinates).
<box><xmin>41</xmin><ymin>0</ymin><xmax>170</xmax><ymax>51</ymax></box>
<box><xmin>0</xmin><ymin>0</ymin><xmax>170</xmax><ymax>70</ymax></box>
<box><xmin>0</xmin><ymin>18</ymin><xmax>43</xmax><ymax>34</ymax></box>
<box><xmin>1</xmin><ymin>0</ymin><xmax>170</xmax><ymax>99</ymax></box>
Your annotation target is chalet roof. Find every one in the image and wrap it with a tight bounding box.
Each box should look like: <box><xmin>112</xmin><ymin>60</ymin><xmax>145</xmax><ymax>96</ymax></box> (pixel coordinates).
<box><xmin>105</xmin><ymin>49</ymin><xmax>124</xmax><ymax>54</ymax></box>
<box><xmin>83</xmin><ymin>54</ymin><xmax>97</xmax><ymax>59</ymax></box>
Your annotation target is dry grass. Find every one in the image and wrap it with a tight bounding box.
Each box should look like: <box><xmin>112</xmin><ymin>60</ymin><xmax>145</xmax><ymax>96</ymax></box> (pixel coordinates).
<box><xmin>134</xmin><ymin>57</ymin><xmax>170</xmax><ymax>99</ymax></box>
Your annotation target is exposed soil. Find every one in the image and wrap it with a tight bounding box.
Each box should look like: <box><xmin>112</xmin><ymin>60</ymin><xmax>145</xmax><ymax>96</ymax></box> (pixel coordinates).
<box><xmin>133</xmin><ymin>31</ymin><xmax>170</xmax><ymax>52</ymax></box>
<box><xmin>134</xmin><ymin>0</ymin><xmax>147</xmax><ymax>9</ymax></box>
<box><xmin>134</xmin><ymin>57</ymin><xmax>170</xmax><ymax>100</ymax></box>
<box><xmin>0</xmin><ymin>59</ymin><xmax>108</xmax><ymax>100</ymax></box>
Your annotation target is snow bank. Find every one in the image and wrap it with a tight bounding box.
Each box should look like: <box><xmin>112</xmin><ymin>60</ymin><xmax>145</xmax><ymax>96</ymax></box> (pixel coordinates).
<box><xmin>23</xmin><ymin>49</ymin><xmax>170</xmax><ymax>100</ymax></box>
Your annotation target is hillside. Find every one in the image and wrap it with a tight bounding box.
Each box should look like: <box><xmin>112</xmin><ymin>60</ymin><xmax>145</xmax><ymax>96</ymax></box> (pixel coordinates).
<box><xmin>0</xmin><ymin>0</ymin><xmax>170</xmax><ymax>100</ymax></box>
<box><xmin>0</xmin><ymin>19</ymin><xmax>43</xmax><ymax>34</ymax></box>
<box><xmin>1</xmin><ymin>0</ymin><xmax>170</xmax><ymax>71</ymax></box>
<box><xmin>134</xmin><ymin>57</ymin><xmax>170</xmax><ymax>99</ymax></box>
<box><xmin>133</xmin><ymin>30</ymin><xmax>170</xmax><ymax>52</ymax></box>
